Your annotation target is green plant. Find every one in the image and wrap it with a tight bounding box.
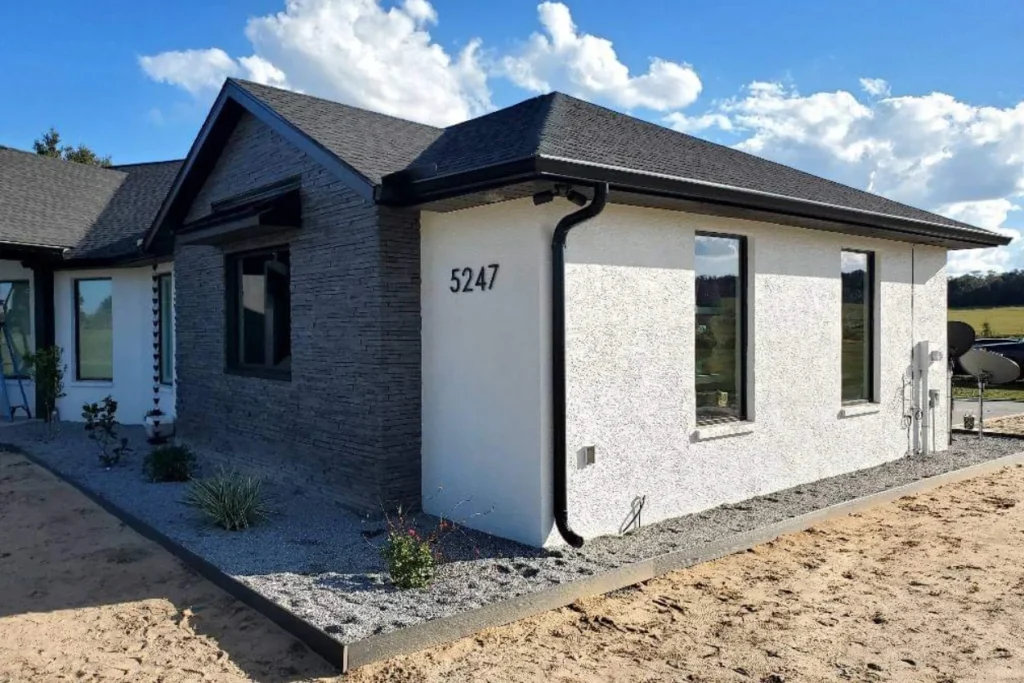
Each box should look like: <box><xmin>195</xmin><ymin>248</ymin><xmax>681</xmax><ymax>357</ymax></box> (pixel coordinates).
<box><xmin>185</xmin><ymin>469</ymin><xmax>269</xmax><ymax>531</ymax></box>
<box><xmin>23</xmin><ymin>346</ymin><xmax>66</xmax><ymax>422</ymax></box>
<box><xmin>143</xmin><ymin>444</ymin><xmax>196</xmax><ymax>483</ymax></box>
<box><xmin>379</xmin><ymin>506</ymin><xmax>454</xmax><ymax>589</ymax></box>
<box><xmin>82</xmin><ymin>396</ymin><xmax>130</xmax><ymax>467</ymax></box>
<box><xmin>982</xmin><ymin>321</ymin><xmax>994</xmax><ymax>337</ymax></box>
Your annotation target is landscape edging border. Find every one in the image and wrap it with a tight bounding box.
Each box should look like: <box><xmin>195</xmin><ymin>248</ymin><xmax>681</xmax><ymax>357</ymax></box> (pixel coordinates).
<box><xmin>9</xmin><ymin>441</ymin><xmax>1024</xmax><ymax>674</ymax></box>
<box><xmin>4</xmin><ymin>444</ymin><xmax>349</xmax><ymax>673</ymax></box>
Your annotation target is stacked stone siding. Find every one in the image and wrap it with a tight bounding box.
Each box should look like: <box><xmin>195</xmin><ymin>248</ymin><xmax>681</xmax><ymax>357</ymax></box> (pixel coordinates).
<box><xmin>174</xmin><ymin>112</ymin><xmax>421</xmax><ymax>511</ymax></box>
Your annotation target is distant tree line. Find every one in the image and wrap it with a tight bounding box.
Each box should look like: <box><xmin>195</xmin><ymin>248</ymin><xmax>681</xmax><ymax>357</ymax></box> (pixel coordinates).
<box><xmin>948</xmin><ymin>271</ymin><xmax>1024</xmax><ymax>309</ymax></box>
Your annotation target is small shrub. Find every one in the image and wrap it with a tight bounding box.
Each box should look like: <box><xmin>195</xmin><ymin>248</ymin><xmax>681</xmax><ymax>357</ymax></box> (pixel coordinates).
<box><xmin>143</xmin><ymin>445</ymin><xmax>196</xmax><ymax>483</ymax></box>
<box><xmin>379</xmin><ymin>507</ymin><xmax>454</xmax><ymax>589</ymax></box>
<box><xmin>83</xmin><ymin>396</ymin><xmax>131</xmax><ymax>467</ymax></box>
<box><xmin>185</xmin><ymin>469</ymin><xmax>269</xmax><ymax>531</ymax></box>
<box><xmin>23</xmin><ymin>345</ymin><xmax>66</xmax><ymax>423</ymax></box>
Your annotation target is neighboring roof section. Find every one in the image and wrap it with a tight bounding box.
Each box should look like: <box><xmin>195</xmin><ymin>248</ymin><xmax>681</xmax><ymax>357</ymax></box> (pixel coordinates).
<box><xmin>69</xmin><ymin>160</ymin><xmax>183</xmax><ymax>259</ymax></box>
<box><xmin>0</xmin><ymin>147</ymin><xmax>181</xmax><ymax>261</ymax></box>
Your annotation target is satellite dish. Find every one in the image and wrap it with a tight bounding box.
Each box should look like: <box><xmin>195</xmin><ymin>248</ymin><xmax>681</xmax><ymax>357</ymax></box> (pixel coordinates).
<box><xmin>960</xmin><ymin>348</ymin><xmax>1020</xmax><ymax>385</ymax></box>
<box><xmin>948</xmin><ymin>321</ymin><xmax>976</xmax><ymax>359</ymax></box>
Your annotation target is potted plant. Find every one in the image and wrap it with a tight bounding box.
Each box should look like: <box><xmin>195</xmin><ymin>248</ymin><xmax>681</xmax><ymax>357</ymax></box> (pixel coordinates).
<box><xmin>144</xmin><ymin>407</ymin><xmax>174</xmax><ymax>442</ymax></box>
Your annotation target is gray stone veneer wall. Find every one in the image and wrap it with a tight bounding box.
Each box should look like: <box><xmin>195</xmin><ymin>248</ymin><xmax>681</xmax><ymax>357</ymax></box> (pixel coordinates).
<box><xmin>174</xmin><ymin>112</ymin><xmax>421</xmax><ymax>511</ymax></box>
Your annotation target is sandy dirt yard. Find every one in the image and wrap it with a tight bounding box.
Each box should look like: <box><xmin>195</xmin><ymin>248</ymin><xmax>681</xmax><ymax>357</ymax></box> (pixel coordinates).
<box><xmin>355</xmin><ymin>463</ymin><xmax>1024</xmax><ymax>683</ymax></box>
<box><xmin>0</xmin><ymin>450</ymin><xmax>336</xmax><ymax>683</ymax></box>
<box><xmin>5</xmin><ymin>450</ymin><xmax>1024</xmax><ymax>682</ymax></box>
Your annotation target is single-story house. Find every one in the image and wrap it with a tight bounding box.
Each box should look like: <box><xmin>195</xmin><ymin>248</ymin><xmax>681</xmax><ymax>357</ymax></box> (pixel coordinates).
<box><xmin>2</xmin><ymin>80</ymin><xmax>1010</xmax><ymax>547</ymax></box>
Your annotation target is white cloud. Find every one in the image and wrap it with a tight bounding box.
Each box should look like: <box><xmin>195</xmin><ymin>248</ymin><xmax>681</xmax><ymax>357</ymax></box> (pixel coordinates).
<box><xmin>139</xmin><ymin>48</ymin><xmax>240</xmax><ymax>96</ymax></box>
<box><xmin>859</xmin><ymin>77</ymin><xmax>890</xmax><ymax>98</ymax></box>
<box><xmin>664</xmin><ymin>112</ymin><xmax>733</xmax><ymax>134</ymax></box>
<box><xmin>140</xmin><ymin>0</ymin><xmax>490</xmax><ymax>126</ymax></box>
<box><xmin>499</xmin><ymin>2</ymin><xmax>702</xmax><ymax>111</ymax></box>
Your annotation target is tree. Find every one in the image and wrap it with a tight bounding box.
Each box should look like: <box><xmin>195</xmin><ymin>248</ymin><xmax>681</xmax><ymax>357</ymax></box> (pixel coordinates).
<box><xmin>33</xmin><ymin>127</ymin><xmax>111</xmax><ymax>167</ymax></box>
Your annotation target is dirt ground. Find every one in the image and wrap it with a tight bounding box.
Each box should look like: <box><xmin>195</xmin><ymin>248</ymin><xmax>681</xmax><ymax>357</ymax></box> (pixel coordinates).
<box><xmin>983</xmin><ymin>414</ymin><xmax>1024</xmax><ymax>436</ymax></box>
<box><xmin>4</xmin><ymin>451</ymin><xmax>1024</xmax><ymax>682</ymax></box>
<box><xmin>0</xmin><ymin>451</ymin><xmax>336</xmax><ymax>683</ymax></box>
<box><xmin>354</xmin><ymin>465</ymin><xmax>1024</xmax><ymax>683</ymax></box>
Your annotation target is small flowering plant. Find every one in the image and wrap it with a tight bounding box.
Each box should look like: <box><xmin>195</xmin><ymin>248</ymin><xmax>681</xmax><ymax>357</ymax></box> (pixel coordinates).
<box><xmin>380</xmin><ymin>508</ymin><xmax>449</xmax><ymax>589</ymax></box>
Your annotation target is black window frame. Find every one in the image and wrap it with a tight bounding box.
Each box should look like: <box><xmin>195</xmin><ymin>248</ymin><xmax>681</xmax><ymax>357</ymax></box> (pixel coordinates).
<box><xmin>840</xmin><ymin>249</ymin><xmax>876</xmax><ymax>404</ymax></box>
<box><xmin>225</xmin><ymin>245</ymin><xmax>292</xmax><ymax>381</ymax></box>
<box><xmin>157</xmin><ymin>273</ymin><xmax>173</xmax><ymax>386</ymax></box>
<box><xmin>694</xmin><ymin>231</ymin><xmax>749</xmax><ymax>425</ymax></box>
<box><xmin>74</xmin><ymin>277</ymin><xmax>114</xmax><ymax>382</ymax></box>
<box><xmin>0</xmin><ymin>279</ymin><xmax>32</xmax><ymax>379</ymax></box>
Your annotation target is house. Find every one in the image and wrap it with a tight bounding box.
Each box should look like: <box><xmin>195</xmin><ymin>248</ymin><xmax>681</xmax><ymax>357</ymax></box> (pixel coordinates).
<box><xmin>0</xmin><ymin>148</ymin><xmax>180</xmax><ymax>423</ymax></box>
<box><xmin>2</xmin><ymin>80</ymin><xmax>1009</xmax><ymax>547</ymax></box>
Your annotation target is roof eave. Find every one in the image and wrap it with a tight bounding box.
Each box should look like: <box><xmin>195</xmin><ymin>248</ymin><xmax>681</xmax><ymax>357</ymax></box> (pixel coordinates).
<box><xmin>379</xmin><ymin>156</ymin><xmax>1010</xmax><ymax>250</ymax></box>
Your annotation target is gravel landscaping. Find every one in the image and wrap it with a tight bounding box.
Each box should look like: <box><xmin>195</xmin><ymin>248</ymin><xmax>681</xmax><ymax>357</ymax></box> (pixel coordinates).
<box><xmin>2</xmin><ymin>422</ymin><xmax>1021</xmax><ymax>643</ymax></box>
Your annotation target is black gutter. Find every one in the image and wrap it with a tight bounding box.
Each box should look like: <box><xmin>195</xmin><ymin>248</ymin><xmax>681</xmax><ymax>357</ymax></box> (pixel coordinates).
<box><xmin>551</xmin><ymin>182</ymin><xmax>608</xmax><ymax>548</ymax></box>
<box><xmin>379</xmin><ymin>156</ymin><xmax>1009</xmax><ymax>250</ymax></box>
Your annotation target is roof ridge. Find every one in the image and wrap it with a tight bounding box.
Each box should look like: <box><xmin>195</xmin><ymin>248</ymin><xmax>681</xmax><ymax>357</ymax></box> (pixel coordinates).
<box><xmin>109</xmin><ymin>159</ymin><xmax>184</xmax><ymax>169</ymax></box>
<box><xmin>0</xmin><ymin>145</ymin><xmax>126</xmax><ymax>177</ymax></box>
<box><xmin>230</xmin><ymin>78</ymin><xmax>445</xmax><ymax>132</ymax></box>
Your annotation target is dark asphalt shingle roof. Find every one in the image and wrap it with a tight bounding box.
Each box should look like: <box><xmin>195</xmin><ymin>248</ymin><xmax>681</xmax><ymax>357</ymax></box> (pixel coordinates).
<box><xmin>0</xmin><ymin>147</ymin><xmax>181</xmax><ymax>260</ymax></box>
<box><xmin>235</xmin><ymin>81</ymin><xmax>987</xmax><ymax>234</ymax></box>
<box><xmin>234</xmin><ymin>80</ymin><xmax>443</xmax><ymax>185</ymax></box>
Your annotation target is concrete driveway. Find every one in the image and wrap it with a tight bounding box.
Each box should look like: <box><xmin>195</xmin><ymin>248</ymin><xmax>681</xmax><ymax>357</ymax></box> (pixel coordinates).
<box><xmin>952</xmin><ymin>398</ymin><xmax>1024</xmax><ymax>428</ymax></box>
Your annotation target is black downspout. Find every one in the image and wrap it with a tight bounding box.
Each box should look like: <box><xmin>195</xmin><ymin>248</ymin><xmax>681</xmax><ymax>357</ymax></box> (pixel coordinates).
<box><xmin>551</xmin><ymin>182</ymin><xmax>608</xmax><ymax>548</ymax></box>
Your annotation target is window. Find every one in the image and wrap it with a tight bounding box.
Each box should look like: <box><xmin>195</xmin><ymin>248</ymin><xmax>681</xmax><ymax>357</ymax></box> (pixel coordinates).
<box><xmin>695</xmin><ymin>233</ymin><xmax>746</xmax><ymax>423</ymax></box>
<box><xmin>841</xmin><ymin>250</ymin><xmax>874</xmax><ymax>403</ymax></box>
<box><xmin>226</xmin><ymin>247</ymin><xmax>291</xmax><ymax>376</ymax></box>
<box><xmin>157</xmin><ymin>274</ymin><xmax>173</xmax><ymax>385</ymax></box>
<box><xmin>0</xmin><ymin>281</ymin><xmax>31</xmax><ymax>377</ymax></box>
<box><xmin>75</xmin><ymin>279</ymin><xmax>113</xmax><ymax>381</ymax></box>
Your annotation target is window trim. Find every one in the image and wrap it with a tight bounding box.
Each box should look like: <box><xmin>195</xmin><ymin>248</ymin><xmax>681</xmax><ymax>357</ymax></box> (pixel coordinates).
<box><xmin>157</xmin><ymin>273</ymin><xmax>173</xmax><ymax>386</ymax></box>
<box><xmin>224</xmin><ymin>245</ymin><xmax>292</xmax><ymax>381</ymax></box>
<box><xmin>0</xmin><ymin>279</ymin><xmax>32</xmax><ymax>379</ymax></box>
<box><xmin>695</xmin><ymin>231</ymin><xmax>748</xmax><ymax>425</ymax></box>
<box><xmin>840</xmin><ymin>248</ymin><xmax>876</xmax><ymax>405</ymax></box>
<box><xmin>74</xmin><ymin>277</ymin><xmax>114</xmax><ymax>382</ymax></box>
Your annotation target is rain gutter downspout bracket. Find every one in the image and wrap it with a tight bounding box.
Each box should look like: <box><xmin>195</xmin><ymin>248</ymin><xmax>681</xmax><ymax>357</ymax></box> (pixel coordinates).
<box><xmin>550</xmin><ymin>182</ymin><xmax>609</xmax><ymax>548</ymax></box>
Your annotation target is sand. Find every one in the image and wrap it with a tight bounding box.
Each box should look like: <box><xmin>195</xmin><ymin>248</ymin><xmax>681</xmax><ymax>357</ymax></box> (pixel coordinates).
<box><xmin>0</xmin><ymin>450</ymin><xmax>335</xmax><ymax>683</ymax></box>
<box><xmin>353</xmin><ymin>464</ymin><xmax>1024</xmax><ymax>682</ymax></box>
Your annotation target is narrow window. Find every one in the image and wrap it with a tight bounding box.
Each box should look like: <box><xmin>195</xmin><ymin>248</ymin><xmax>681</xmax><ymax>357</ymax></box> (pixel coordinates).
<box><xmin>75</xmin><ymin>278</ymin><xmax>113</xmax><ymax>381</ymax></box>
<box><xmin>0</xmin><ymin>280</ymin><xmax>31</xmax><ymax>377</ymax></box>
<box><xmin>226</xmin><ymin>247</ymin><xmax>291</xmax><ymax>375</ymax></box>
<box><xmin>695</xmin><ymin>233</ymin><xmax>746</xmax><ymax>423</ymax></box>
<box><xmin>841</xmin><ymin>250</ymin><xmax>874</xmax><ymax>403</ymax></box>
<box><xmin>157</xmin><ymin>274</ymin><xmax>173</xmax><ymax>385</ymax></box>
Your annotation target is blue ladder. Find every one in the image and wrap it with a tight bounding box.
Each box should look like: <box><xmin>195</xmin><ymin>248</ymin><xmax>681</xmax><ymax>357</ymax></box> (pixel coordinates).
<box><xmin>0</xmin><ymin>321</ymin><xmax>32</xmax><ymax>421</ymax></box>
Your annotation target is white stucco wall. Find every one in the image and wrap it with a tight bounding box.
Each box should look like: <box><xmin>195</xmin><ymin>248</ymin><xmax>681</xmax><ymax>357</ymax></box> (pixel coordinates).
<box><xmin>421</xmin><ymin>198</ymin><xmax>949</xmax><ymax>546</ymax></box>
<box><xmin>54</xmin><ymin>264</ymin><xmax>174</xmax><ymax>425</ymax></box>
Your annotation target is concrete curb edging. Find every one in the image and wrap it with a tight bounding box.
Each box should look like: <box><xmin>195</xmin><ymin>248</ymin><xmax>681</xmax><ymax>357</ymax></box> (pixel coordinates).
<box><xmin>9</xmin><ymin>441</ymin><xmax>1024</xmax><ymax>674</ymax></box>
<box><xmin>3</xmin><ymin>445</ymin><xmax>349</xmax><ymax>673</ymax></box>
<box><xmin>344</xmin><ymin>449</ymin><xmax>1024</xmax><ymax>670</ymax></box>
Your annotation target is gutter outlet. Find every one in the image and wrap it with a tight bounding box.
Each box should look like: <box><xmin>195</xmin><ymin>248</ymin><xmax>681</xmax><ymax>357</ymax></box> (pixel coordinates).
<box><xmin>550</xmin><ymin>182</ymin><xmax>609</xmax><ymax>548</ymax></box>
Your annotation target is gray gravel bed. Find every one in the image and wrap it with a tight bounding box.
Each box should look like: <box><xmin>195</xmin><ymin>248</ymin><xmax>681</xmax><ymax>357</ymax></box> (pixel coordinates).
<box><xmin>2</xmin><ymin>423</ymin><xmax>1020</xmax><ymax>643</ymax></box>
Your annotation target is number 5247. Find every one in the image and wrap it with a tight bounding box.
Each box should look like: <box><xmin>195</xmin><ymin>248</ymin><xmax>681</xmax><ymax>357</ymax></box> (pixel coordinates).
<box><xmin>450</xmin><ymin>264</ymin><xmax>499</xmax><ymax>293</ymax></box>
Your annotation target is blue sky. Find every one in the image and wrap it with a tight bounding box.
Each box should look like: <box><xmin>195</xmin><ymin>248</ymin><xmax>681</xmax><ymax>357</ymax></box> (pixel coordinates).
<box><xmin>2</xmin><ymin>1</ymin><xmax>1023</xmax><ymax>272</ymax></box>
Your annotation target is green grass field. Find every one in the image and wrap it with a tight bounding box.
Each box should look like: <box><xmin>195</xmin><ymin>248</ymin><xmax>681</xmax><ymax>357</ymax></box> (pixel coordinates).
<box><xmin>949</xmin><ymin>306</ymin><xmax>1024</xmax><ymax>338</ymax></box>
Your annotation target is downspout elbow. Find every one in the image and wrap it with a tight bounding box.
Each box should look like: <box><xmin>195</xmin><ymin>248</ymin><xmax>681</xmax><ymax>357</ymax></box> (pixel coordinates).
<box><xmin>550</xmin><ymin>182</ymin><xmax>609</xmax><ymax>548</ymax></box>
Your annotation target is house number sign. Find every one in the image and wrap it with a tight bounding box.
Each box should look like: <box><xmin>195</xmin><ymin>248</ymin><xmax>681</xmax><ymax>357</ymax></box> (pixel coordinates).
<box><xmin>450</xmin><ymin>264</ymin><xmax>499</xmax><ymax>293</ymax></box>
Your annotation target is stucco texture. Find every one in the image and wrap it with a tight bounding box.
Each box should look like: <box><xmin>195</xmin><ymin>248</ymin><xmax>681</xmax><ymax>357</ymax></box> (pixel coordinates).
<box><xmin>421</xmin><ymin>198</ymin><xmax>949</xmax><ymax>546</ymax></box>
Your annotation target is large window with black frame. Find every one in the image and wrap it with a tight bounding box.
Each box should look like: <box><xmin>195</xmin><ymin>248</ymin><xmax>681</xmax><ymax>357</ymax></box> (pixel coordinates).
<box><xmin>841</xmin><ymin>249</ymin><xmax>874</xmax><ymax>403</ymax></box>
<box><xmin>695</xmin><ymin>232</ymin><xmax>746</xmax><ymax>424</ymax></box>
<box><xmin>226</xmin><ymin>247</ymin><xmax>291</xmax><ymax>377</ymax></box>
